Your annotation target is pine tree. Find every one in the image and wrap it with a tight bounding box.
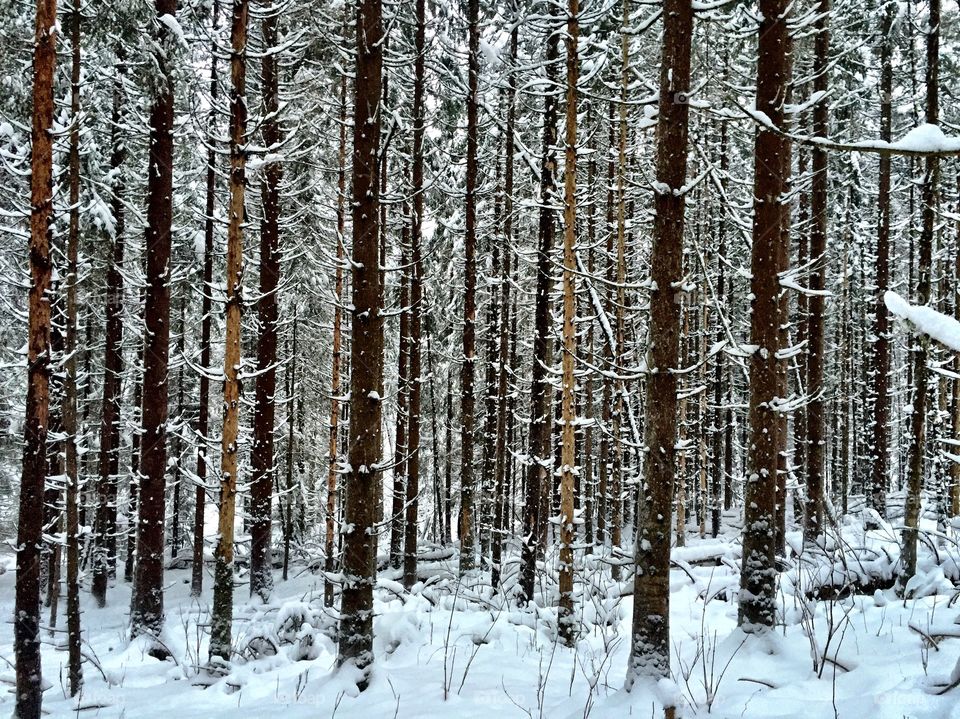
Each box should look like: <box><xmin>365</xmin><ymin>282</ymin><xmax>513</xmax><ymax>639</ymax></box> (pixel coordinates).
<box><xmin>628</xmin><ymin>0</ymin><xmax>692</xmax><ymax>694</ymax></box>
<box><xmin>338</xmin><ymin>0</ymin><xmax>384</xmax><ymax>686</ymax></box>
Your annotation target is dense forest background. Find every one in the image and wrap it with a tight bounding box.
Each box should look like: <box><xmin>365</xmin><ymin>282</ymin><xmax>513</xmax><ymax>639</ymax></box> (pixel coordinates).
<box><xmin>3</xmin><ymin>0</ymin><xmax>960</xmax><ymax>716</ymax></box>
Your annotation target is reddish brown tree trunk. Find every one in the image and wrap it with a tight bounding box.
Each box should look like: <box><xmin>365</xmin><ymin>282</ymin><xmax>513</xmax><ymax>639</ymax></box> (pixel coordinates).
<box><xmin>338</xmin><ymin>0</ymin><xmax>384</xmax><ymax>684</ymax></box>
<box><xmin>16</xmin><ymin>0</ymin><xmax>56</xmax><ymax>714</ymax></box>
<box><xmin>557</xmin><ymin>0</ymin><xmax>580</xmax><ymax>645</ymax></box>
<box><xmin>739</xmin><ymin>0</ymin><xmax>792</xmax><ymax>631</ymax></box>
<box><xmin>627</xmin><ymin>0</ymin><xmax>692</xmax><ymax>686</ymax></box>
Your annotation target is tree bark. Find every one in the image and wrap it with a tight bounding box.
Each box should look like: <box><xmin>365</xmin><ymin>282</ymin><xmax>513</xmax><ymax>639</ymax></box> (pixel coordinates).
<box><xmin>803</xmin><ymin>0</ymin><xmax>830</xmax><ymax>544</ymax></box>
<box><xmin>900</xmin><ymin>0</ymin><xmax>938</xmax><ymax>592</ymax></box>
<box><xmin>62</xmin><ymin>1</ymin><xmax>83</xmax><ymax>696</ymax></box>
<box><xmin>131</xmin><ymin>0</ymin><xmax>178</xmax><ymax>646</ymax></box>
<box><xmin>337</xmin><ymin>0</ymin><xmax>384</xmax><ymax>685</ymax></box>
<box><xmin>459</xmin><ymin>0</ymin><xmax>480</xmax><ymax>575</ymax></box>
<box><xmin>191</xmin><ymin>0</ymin><xmax>220</xmax><ymax>599</ymax></box>
<box><xmin>738</xmin><ymin>0</ymin><xmax>792</xmax><ymax>631</ymax></box>
<box><xmin>519</xmin><ymin>3</ymin><xmax>559</xmax><ymax>603</ymax></box>
<box><xmin>326</xmin><ymin>7</ymin><xmax>349</xmax><ymax>607</ymax></box>
<box><xmin>557</xmin><ymin>0</ymin><xmax>580</xmax><ymax>646</ymax></box>
<box><xmin>250</xmin><ymin>0</ymin><xmax>282</xmax><ymax>602</ymax></box>
<box><xmin>627</xmin><ymin>0</ymin><xmax>692</xmax><ymax>687</ymax></box>
<box><xmin>16</xmin><ymin>0</ymin><xmax>55</xmax><ymax>713</ymax></box>
<box><xmin>403</xmin><ymin>0</ymin><xmax>427</xmax><ymax>590</ymax></box>
<box><xmin>210</xmin><ymin>0</ymin><xmax>249</xmax><ymax>661</ymax></box>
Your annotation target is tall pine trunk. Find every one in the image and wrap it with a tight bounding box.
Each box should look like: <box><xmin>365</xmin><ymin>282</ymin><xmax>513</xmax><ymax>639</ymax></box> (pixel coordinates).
<box><xmin>867</xmin><ymin>0</ymin><xmax>893</xmax><ymax>520</ymax></box>
<box><xmin>192</xmin><ymin>0</ymin><xmax>220</xmax><ymax>598</ymax></box>
<box><xmin>803</xmin><ymin>0</ymin><xmax>830</xmax><ymax>543</ymax></box>
<box><xmin>458</xmin><ymin>0</ymin><xmax>480</xmax><ymax>575</ymax></box>
<box><xmin>210</xmin><ymin>0</ymin><xmax>249</xmax><ymax>661</ymax></box>
<box><xmin>557</xmin><ymin>0</ymin><xmax>579</xmax><ymax>646</ymax></box>
<box><xmin>738</xmin><ymin>0</ymin><xmax>792</xmax><ymax>631</ymax></box>
<box><xmin>338</xmin><ymin>0</ymin><xmax>384</xmax><ymax>685</ymax></box>
<box><xmin>326</xmin><ymin>8</ymin><xmax>349</xmax><ymax>607</ymax></box>
<box><xmin>16</xmin><ymin>0</ymin><xmax>56</xmax><ymax>713</ymax></box>
<box><xmin>628</xmin><ymin>0</ymin><xmax>692</xmax><ymax>690</ymax></box>
<box><xmin>403</xmin><ymin>0</ymin><xmax>427</xmax><ymax>590</ymax></box>
<box><xmin>901</xmin><ymin>0</ymin><xmax>939</xmax><ymax>591</ymax></box>
<box><xmin>63</xmin><ymin>1</ymin><xmax>83</xmax><ymax>694</ymax></box>
<box><xmin>131</xmin><ymin>0</ymin><xmax>178</xmax><ymax>645</ymax></box>
<box><xmin>250</xmin><ymin>0</ymin><xmax>282</xmax><ymax>602</ymax></box>
<box><xmin>519</xmin><ymin>4</ymin><xmax>559</xmax><ymax>603</ymax></box>
<box><xmin>94</xmin><ymin>47</ymin><xmax>127</xmax><ymax>608</ymax></box>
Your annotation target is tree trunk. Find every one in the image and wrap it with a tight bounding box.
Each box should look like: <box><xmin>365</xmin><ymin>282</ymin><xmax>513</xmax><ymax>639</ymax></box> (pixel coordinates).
<box><xmin>519</xmin><ymin>3</ymin><xmax>559</xmax><ymax>603</ymax></box>
<box><xmin>403</xmin><ymin>0</ymin><xmax>427</xmax><ymax>590</ymax></box>
<box><xmin>326</xmin><ymin>7</ymin><xmax>349</xmax><ymax>607</ymax></box>
<box><xmin>738</xmin><ymin>0</ymin><xmax>792</xmax><ymax>631</ymax></box>
<box><xmin>627</xmin><ymin>0</ymin><xmax>692</xmax><ymax>688</ymax></box>
<box><xmin>192</xmin><ymin>0</ymin><xmax>220</xmax><ymax>599</ymax></box>
<box><xmin>131</xmin><ymin>0</ymin><xmax>178</xmax><ymax>645</ymax></box>
<box><xmin>94</xmin><ymin>46</ymin><xmax>127</xmax><ymax>608</ymax></box>
<box><xmin>16</xmin><ymin>0</ymin><xmax>55</xmax><ymax>714</ymax></box>
<box><xmin>250</xmin><ymin>1</ymin><xmax>282</xmax><ymax>602</ymax></box>
<box><xmin>337</xmin><ymin>0</ymin><xmax>384</xmax><ymax>685</ymax></box>
<box><xmin>390</xmin><ymin>255</ymin><xmax>410</xmax><ymax>568</ymax></box>
<box><xmin>458</xmin><ymin>0</ymin><xmax>480</xmax><ymax>575</ymax></box>
<box><xmin>557</xmin><ymin>0</ymin><xmax>580</xmax><ymax>646</ymax></box>
<box><xmin>60</xmin><ymin>1</ymin><xmax>83</xmax><ymax>696</ymax></box>
<box><xmin>210</xmin><ymin>0</ymin><xmax>248</xmax><ymax>661</ymax></box>
<box><xmin>803</xmin><ymin>0</ymin><xmax>830</xmax><ymax>544</ymax></box>
<box><xmin>901</xmin><ymin>0</ymin><xmax>938</xmax><ymax>592</ymax></box>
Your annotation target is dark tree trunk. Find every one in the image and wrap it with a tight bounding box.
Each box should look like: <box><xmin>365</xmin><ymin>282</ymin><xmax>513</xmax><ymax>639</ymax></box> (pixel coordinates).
<box><xmin>803</xmin><ymin>0</ymin><xmax>830</xmax><ymax>544</ymax></box>
<box><xmin>94</xmin><ymin>46</ymin><xmax>127</xmax><ymax>609</ymax></box>
<box><xmin>403</xmin><ymin>0</ymin><xmax>427</xmax><ymax>590</ymax></box>
<box><xmin>627</xmin><ymin>0</ymin><xmax>692</xmax><ymax>688</ymax></box>
<box><xmin>900</xmin><ymin>0</ymin><xmax>938</xmax><ymax>591</ymax></box>
<box><xmin>131</xmin><ymin>0</ymin><xmax>178</xmax><ymax>645</ymax></box>
<box><xmin>337</xmin><ymin>0</ymin><xmax>384</xmax><ymax>685</ymax></box>
<box><xmin>191</xmin><ymin>0</ymin><xmax>219</xmax><ymax>599</ymax></box>
<box><xmin>739</xmin><ymin>0</ymin><xmax>792</xmax><ymax>631</ymax></box>
<box><xmin>868</xmin><ymin>0</ymin><xmax>893</xmax><ymax>523</ymax></box>
<box><xmin>519</xmin><ymin>3</ymin><xmax>559</xmax><ymax>603</ymax></box>
<box><xmin>63</xmin><ymin>1</ymin><xmax>83</xmax><ymax>696</ymax></box>
<box><xmin>459</xmin><ymin>0</ymin><xmax>480</xmax><ymax>575</ymax></box>
<box><xmin>250</xmin><ymin>1</ymin><xmax>282</xmax><ymax>602</ymax></box>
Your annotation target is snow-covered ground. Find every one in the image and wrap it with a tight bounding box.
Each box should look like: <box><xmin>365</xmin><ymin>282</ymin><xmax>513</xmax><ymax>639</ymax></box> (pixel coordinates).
<box><xmin>3</xmin><ymin>511</ymin><xmax>960</xmax><ymax>718</ymax></box>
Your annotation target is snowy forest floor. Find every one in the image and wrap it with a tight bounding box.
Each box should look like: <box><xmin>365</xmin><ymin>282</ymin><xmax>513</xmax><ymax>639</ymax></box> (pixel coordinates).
<box><xmin>4</xmin><ymin>504</ymin><xmax>960</xmax><ymax>718</ymax></box>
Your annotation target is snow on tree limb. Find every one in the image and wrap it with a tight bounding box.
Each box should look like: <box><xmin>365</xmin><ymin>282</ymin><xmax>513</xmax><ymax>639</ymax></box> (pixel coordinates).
<box><xmin>885</xmin><ymin>290</ymin><xmax>960</xmax><ymax>352</ymax></box>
